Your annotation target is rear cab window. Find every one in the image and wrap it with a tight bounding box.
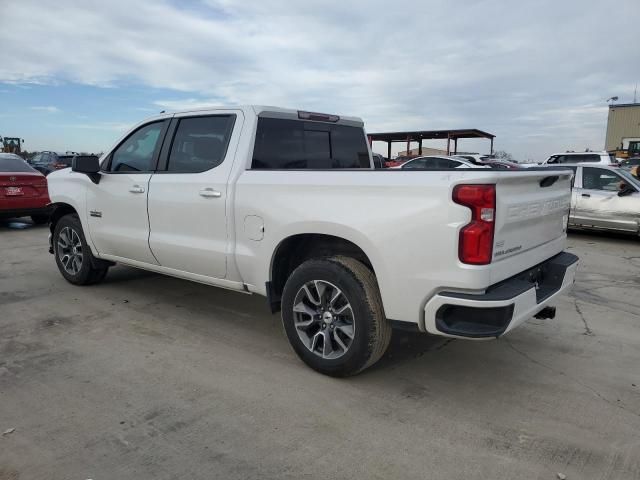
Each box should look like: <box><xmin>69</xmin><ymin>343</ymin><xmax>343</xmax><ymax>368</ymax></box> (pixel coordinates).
<box><xmin>251</xmin><ymin>117</ymin><xmax>370</xmax><ymax>169</ymax></box>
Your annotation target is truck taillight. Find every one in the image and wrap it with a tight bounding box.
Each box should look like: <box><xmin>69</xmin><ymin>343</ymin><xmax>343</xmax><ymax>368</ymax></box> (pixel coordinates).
<box><xmin>453</xmin><ymin>184</ymin><xmax>496</xmax><ymax>265</ymax></box>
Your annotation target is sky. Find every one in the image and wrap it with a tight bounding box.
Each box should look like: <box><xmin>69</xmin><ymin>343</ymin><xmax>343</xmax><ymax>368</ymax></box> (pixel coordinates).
<box><xmin>0</xmin><ymin>0</ymin><xmax>638</xmax><ymax>161</ymax></box>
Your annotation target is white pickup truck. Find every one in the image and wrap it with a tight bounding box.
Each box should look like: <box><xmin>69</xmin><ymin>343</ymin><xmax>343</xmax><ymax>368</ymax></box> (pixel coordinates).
<box><xmin>47</xmin><ymin>106</ymin><xmax>578</xmax><ymax>376</ymax></box>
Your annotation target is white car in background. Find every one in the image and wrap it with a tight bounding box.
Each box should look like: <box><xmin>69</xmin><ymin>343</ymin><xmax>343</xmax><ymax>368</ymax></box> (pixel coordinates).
<box><xmin>542</xmin><ymin>151</ymin><xmax>618</xmax><ymax>166</ymax></box>
<box><xmin>395</xmin><ymin>155</ymin><xmax>490</xmax><ymax>169</ymax></box>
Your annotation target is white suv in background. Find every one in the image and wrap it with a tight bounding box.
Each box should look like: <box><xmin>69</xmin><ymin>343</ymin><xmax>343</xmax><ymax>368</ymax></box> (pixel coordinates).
<box><xmin>542</xmin><ymin>151</ymin><xmax>618</xmax><ymax>166</ymax></box>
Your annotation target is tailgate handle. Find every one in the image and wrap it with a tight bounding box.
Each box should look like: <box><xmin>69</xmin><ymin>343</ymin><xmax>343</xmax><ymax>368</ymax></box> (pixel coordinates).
<box><xmin>539</xmin><ymin>176</ymin><xmax>559</xmax><ymax>188</ymax></box>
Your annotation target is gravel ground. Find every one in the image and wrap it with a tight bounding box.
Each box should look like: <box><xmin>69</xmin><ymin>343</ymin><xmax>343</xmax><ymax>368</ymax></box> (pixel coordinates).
<box><xmin>1</xmin><ymin>220</ymin><xmax>639</xmax><ymax>480</ymax></box>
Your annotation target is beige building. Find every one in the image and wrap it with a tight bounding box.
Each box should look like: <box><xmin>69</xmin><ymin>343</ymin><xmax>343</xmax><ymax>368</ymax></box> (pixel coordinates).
<box><xmin>396</xmin><ymin>147</ymin><xmax>447</xmax><ymax>157</ymax></box>
<box><xmin>605</xmin><ymin>103</ymin><xmax>640</xmax><ymax>151</ymax></box>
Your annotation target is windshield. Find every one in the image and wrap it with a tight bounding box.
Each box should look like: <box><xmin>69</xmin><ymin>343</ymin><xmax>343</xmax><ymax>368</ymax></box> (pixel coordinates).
<box><xmin>0</xmin><ymin>155</ymin><xmax>36</xmax><ymax>173</ymax></box>
<box><xmin>58</xmin><ymin>155</ymin><xmax>74</xmax><ymax>165</ymax></box>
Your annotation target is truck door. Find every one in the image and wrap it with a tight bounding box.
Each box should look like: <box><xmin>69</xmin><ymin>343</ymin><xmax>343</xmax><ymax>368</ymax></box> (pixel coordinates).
<box><xmin>574</xmin><ymin>167</ymin><xmax>638</xmax><ymax>232</ymax></box>
<box><xmin>86</xmin><ymin>120</ymin><xmax>168</xmax><ymax>264</ymax></box>
<box><xmin>147</xmin><ymin>111</ymin><xmax>243</xmax><ymax>279</ymax></box>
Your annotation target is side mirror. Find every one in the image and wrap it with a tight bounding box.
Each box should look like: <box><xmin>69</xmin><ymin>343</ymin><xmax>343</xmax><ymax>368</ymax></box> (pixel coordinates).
<box><xmin>72</xmin><ymin>156</ymin><xmax>101</xmax><ymax>184</ymax></box>
<box><xmin>618</xmin><ymin>186</ymin><xmax>635</xmax><ymax>197</ymax></box>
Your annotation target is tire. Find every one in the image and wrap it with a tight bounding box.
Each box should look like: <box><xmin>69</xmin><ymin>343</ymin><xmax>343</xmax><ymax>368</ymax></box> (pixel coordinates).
<box><xmin>281</xmin><ymin>256</ymin><xmax>392</xmax><ymax>377</ymax></box>
<box><xmin>53</xmin><ymin>214</ymin><xmax>109</xmax><ymax>285</ymax></box>
<box><xmin>31</xmin><ymin>214</ymin><xmax>49</xmax><ymax>225</ymax></box>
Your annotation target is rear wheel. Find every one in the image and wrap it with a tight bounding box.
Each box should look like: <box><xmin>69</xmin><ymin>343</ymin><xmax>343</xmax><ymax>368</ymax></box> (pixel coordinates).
<box><xmin>53</xmin><ymin>214</ymin><xmax>109</xmax><ymax>285</ymax></box>
<box><xmin>281</xmin><ymin>256</ymin><xmax>391</xmax><ymax>377</ymax></box>
<box><xmin>31</xmin><ymin>214</ymin><xmax>49</xmax><ymax>225</ymax></box>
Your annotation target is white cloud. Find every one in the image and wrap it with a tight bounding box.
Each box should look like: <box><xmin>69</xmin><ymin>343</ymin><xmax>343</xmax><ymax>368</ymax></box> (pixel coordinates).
<box><xmin>1</xmin><ymin>0</ymin><xmax>639</xmax><ymax>159</ymax></box>
<box><xmin>30</xmin><ymin>105</ymin><xmax>60</xmax><ymax>113</ymax></box>
<box><xmin>153</xmin><ymin>98</ymin><xmax>222</xmax><ymax>111</ymax></box>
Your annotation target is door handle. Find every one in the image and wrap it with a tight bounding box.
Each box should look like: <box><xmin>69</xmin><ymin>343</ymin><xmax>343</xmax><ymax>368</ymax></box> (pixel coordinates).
<box><xmin>581</xmin><ymin>193</ymin><xmax>590</xmax><ymax>198</ymax></box>
<box><xmin>129</xmin><ymin>185</ymin><xmax>145</xmax><ymax>194</ymax></box>
<box><xmin>199</xmin><ymin>188</ymin><xmax>222</xmax><ymax>198</ymax></box>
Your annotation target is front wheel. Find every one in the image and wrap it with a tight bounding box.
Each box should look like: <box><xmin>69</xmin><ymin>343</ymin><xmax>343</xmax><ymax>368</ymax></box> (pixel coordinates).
<box><xmin>281</xmin><ymin>256</ymin><xmax>391</xmax><ymax>377</ymax></box>
<box><xmin>53</xmin><ymin>214</ymin><xmax>109</xmax><ymax>285</ymax></box>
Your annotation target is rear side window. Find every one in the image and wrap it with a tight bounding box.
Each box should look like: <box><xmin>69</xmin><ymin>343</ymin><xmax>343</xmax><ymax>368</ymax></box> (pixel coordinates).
<box><xmin>564</xmin><ymin>155</ymin><xmax>600</xmax><ymax>163</ymax></box>
<box><xmin>403</xmin><ymin>159</ymin><xmax>428</xmax><ymax>169</ymax></box>
<box><xmin>0</xmin><ymin>156</ymin><xmax>35</xmax><ymax>172</ymax></box>
<box><xmin>441</xmin><ymin>159</ymin><xmax>462</xmax><ymax>168</ymax></box>
<box><xmin>167</xmin><ymin>115</ymin><xmax>236</xmax><ymax>173</ymax></box>
<box><xmin>252</xmin><ymin>118</ymin><xmax>370</xmax><ymax>169</ymax></box>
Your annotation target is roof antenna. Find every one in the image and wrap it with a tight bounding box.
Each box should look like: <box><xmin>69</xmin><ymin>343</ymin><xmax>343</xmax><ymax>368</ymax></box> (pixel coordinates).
<box><xmin>634</xmin><ymin>83</ymin><xmax>638</xmax><ymax>104</ymax></box>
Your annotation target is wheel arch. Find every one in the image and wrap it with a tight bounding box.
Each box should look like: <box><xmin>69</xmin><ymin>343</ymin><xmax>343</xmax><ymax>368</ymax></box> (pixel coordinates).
<box><xmin>48</xmin><ymin>202</ymin><xmax>79</xmax><ymax>236</ymax></box>
<box><xmin>267</xmin><ymin>233</ymin><xmax>378</xmax><ymax>313</ymax></box>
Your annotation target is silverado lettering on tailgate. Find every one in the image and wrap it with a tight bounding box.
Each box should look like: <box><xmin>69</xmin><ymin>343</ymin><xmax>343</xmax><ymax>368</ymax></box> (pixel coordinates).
<box><xmin>506</xmin><ymin>198</ymin><xmax>570</xmax><ymax>221</ymax></box>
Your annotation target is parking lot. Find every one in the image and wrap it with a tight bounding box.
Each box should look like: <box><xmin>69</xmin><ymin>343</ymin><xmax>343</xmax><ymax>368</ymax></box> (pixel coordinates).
<box><xmin>1</xmin><ymin>222</ymin><xmax>639</xmax><ymax>480</ymax></box>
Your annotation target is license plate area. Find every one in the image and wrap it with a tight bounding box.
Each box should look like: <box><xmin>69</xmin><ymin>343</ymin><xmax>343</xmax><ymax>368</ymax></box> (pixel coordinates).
<box><xmin>5</xmin><ymin>187</ymin><xmax>24</xmax><ymax>196</ymax></box>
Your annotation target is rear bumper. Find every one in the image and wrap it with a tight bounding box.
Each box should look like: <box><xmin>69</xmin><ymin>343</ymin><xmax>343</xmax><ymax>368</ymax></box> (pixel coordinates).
<box><xmin>0</xmin><ymin>205</ymin><xmax>52</xmax><ymax>219</ymax></box>
<box><xmin>423</xmin><ymin>252</ymin><xmax>579</xmax><ymax>338</ymax></box>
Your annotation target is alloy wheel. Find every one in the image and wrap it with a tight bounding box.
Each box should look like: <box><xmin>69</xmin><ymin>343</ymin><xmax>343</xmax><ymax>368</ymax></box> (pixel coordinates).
<box><xmin>292</xmin><ymin>280</ymin><xmax>355</xmax><ymax>359</ymax></box>
<box><xmin>57</xmin><ymin>226</ymin><xmax>83</xmax><ymax>275</ymax></box>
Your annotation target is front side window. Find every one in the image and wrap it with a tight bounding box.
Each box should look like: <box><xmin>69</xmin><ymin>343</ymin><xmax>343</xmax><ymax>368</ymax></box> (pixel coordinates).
<box><xmin>582</xmin><ymin>168</ymin><xmax>623</xmax><ymax>192</ymax></box>
<box><xmin>167</xmin><ymin>115</ymin><xmax>236</xmax><ymax>173</ymax></box>
<box><xmin>109</xmin><ymin>122</ymin><xmax>164</xmax><ymax>172</ymax></box>
<box><xmin>579</xmin><ymin>154</ymin><xmax>601</xmax><ymax>163</ymax></box>
<box><xmin>252</xmin><ymin>118</ymin><xmax>370</xmax><ymax>169</ymax></box>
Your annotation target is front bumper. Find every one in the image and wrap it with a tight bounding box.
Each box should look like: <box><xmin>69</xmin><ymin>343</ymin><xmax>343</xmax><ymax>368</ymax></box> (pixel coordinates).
<box><xmin>423</xmin><ymin>252</ymin><xmax>579</xmax><ymax>338</ymax></box>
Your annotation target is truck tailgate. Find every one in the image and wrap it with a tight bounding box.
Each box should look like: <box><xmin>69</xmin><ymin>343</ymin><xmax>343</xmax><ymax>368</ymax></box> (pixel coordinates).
<box><xmin>492</xmin><ymin>170</ymin><xmax>572</xmax><ymax>262</ymax></box>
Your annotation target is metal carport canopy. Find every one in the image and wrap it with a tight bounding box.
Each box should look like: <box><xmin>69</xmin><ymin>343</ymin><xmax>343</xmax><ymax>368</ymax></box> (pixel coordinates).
<box><xmin>367</xmin><ymin>128</ymin><xmax>495</xmax><ymax>158</ymax></box>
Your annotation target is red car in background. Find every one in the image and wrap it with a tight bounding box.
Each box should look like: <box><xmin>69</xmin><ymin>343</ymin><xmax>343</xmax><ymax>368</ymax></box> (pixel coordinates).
<box><xmin>0</xmin><ymin>153</ymin><xmax>51</xmax><ymax>224</ymax></box>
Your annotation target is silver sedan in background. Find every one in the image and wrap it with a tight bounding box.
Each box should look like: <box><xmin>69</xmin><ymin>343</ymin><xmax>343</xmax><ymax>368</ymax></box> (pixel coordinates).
<box><xmin>559</xmin><ymin>164</ymin><xmax>640</xmax><ymax>235</ymax></box>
